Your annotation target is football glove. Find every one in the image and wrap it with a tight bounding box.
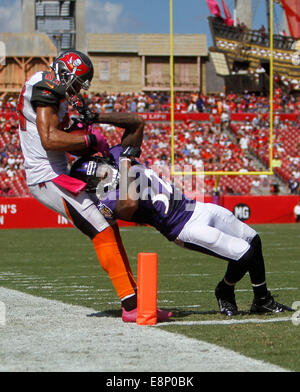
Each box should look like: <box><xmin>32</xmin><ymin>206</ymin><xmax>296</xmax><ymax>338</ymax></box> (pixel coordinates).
<box><xmin>79</xmin><ymin>107</ymin><xmax>98</xmax><ymax>125</ymax></box>
<box><xmin>120</xmin><ymin>146</ymin><xmax>141</xmax><ymax>159</ymax></box>
<box><xmin>86</xmin><ymin>129</ymin><xmax>110</xmax><ymax>156</ymax></box>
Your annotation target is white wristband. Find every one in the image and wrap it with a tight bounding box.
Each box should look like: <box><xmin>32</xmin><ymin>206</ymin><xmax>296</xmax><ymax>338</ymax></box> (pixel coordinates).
<box><xmin>120</xmin><ymin>157</ymin><xmax>131</xmax><ymax>163</ymax></box>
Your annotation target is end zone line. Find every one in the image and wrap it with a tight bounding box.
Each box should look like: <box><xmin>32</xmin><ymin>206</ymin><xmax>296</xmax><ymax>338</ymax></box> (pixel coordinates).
<box><xmin>155</xmin><ymin>317</ymin><xmax>292</xmax><ymax>326</ymax></box>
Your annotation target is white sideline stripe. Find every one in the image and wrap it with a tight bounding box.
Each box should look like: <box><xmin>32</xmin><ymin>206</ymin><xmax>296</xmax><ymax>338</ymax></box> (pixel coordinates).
<box><xmin>156</xmin><ymin>317</ymin><xmax>292</xmax><ymax>327</ymax></box>
<box><xmin>159</xmin><ymin>287</ymin><xmax>298</xmax><ymax>294</ymax></box>
<box><xmin>0</xmin><ymin>287</ymin><xmax>290</xmax><ymax>372</ymax></box>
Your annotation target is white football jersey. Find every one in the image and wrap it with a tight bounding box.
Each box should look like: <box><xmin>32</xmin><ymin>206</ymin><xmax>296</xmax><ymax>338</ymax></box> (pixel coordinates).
<box><xmin>17</xmin><ymin>71</ymin><xmax>69</xmax><ymax>186</ymax></box>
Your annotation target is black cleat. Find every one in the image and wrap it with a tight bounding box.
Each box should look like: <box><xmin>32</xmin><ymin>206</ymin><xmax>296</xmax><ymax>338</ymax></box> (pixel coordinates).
<box><xmin>250</xmin><ymin>291</ymin><xmax>294</xmax><ymax>314</ymax></box>
<box><xmin>215</xmin><ymin>286</ymin><xmax>238</xmax><ymax>317</ymax></box>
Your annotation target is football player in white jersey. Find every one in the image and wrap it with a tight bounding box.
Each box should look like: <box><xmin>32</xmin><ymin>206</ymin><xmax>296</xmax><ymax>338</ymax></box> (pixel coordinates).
<box><xmin>17</xmin><ymin>50</ymin><xmax>170</xmax><ymax>322</ymax></box>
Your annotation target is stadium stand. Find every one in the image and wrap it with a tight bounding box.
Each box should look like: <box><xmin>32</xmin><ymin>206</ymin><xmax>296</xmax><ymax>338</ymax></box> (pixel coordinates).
<box><xmin>0</xmin><ymin>89</ymin><xmax>299</xmax><ymax>197</ymax></box>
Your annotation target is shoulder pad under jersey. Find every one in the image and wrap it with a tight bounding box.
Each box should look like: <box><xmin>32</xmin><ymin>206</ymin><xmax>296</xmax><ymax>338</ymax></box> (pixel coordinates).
<box><xmin>31</xmin><ymin>72</ymin><xmax>66</xmax><ymax>108</ymax></box>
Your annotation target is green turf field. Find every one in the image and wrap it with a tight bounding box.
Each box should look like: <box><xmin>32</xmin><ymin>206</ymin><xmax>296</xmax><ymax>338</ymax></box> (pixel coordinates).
<box><xmin>0</xmin><ymin>224</ymin><xmax>299</xmax><ymax>371</ymax></box>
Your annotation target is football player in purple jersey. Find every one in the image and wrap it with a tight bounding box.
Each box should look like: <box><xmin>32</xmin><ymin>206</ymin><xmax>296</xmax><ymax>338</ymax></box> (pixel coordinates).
<box><xmin>71</xmin><ymin>142</ymin><xmax>294</xmax><ymax>317</ymax></box>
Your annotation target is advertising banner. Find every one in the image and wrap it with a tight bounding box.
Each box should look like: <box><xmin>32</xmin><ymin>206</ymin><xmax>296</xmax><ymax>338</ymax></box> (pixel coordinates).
<box><xmin>1</xmin><ymin>196</ymin><xmax>299</xmax><ymax>229</ymax></box>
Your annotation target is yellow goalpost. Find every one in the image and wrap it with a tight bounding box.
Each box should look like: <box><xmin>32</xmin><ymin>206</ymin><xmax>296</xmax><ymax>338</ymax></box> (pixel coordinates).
<box><xmin>169</xmin><ymin>0</ymin><xmax>275</xmax><ymax>177</ymax></box>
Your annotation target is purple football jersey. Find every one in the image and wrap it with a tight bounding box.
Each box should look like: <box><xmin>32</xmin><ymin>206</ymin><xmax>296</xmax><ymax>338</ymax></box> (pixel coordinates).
<box><xmin>97</xmin><ymin>145</ymin><xmax>196</xmax><ymax>241</ymax></box>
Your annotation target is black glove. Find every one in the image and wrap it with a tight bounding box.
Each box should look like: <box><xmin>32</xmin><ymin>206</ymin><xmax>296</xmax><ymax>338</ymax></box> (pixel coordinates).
<box><xmin>79</xmin><ymin>108</ymin><xmax>98</xmax><ymax>125</ymax></box>
<box><xmin>71</xmin><ymin>94</ymin><xmax>98</xmax><ymax>126</ymax></box>
<box><xmin>120</xmin><ymin>146</ymin><xmax>141</xmax><ymax>159</ymax></box>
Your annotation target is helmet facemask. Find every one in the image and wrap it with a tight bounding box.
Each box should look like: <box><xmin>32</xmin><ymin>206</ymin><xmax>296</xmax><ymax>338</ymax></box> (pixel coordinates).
<box><xmin>54</xmin><ymin>61</ymin><xmax>91</xmax><ymax>105</ymax></box>
<box><xmin>70</xmin><ymin>157</ymin><xmax>120</xmax><ymax>199</ymax></box>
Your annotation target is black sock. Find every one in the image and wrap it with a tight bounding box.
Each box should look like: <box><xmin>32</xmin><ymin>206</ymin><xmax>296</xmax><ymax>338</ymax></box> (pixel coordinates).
<box><xmin>222</xmin><ymin>235</ymin><xmax>267</xmax><ymax>298</ymax></box>
<box><xmin>238</xmin><ymin>235</ymin><xmax>268</xmax><ymax>299</ymax></box>
<box><xmin>252</xmin><ymin>282</ymin><xmax>268</xmax><ymax>299</ymax></box>
<box><xmin>121</xmin><ymin>293</ymin><xmax>137</xmax><ymax>311</ymax></box>
<box><xmin>247</xmin><ymin>235</ymin><xmax>267</xmax><ymax>287</ymax></box>
<box><xmin>216</xmin><ymin>279</ymin><xmax>235</xmax><ymax>299</ymax></box>
<box><xmin>224</xmin><ymin>259</ymin><xmax>248</xmax><ymax>285</ymax></box>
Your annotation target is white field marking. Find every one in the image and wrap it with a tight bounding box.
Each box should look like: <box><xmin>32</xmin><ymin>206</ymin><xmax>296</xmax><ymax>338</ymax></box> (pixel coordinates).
<box><xmin>159</xmin><ymin>287</ymin><xmax>298</xmax><ymax>294</ymax></box>
<box><xmin>164</xmin><ymin>273</ymin><xmax>211</xmax><ymax>277</ymax></box>
<box><xmin>3</xmin><ymin>271</ymin><xmax>297</xmax><ymax>277</ymax></box>
<box><xmin>0</xmin><ymin>287</ymin><xmax>291</xmax><ymax>372</ymax></box>
<box><xmin>164</xmin><ymin>304</ymin><xmax>200</xmax><ymax>308</ymax></box>
<box><xmin>119</xmin><ymin>227</ymin><xmax>161</xmax><ymax>233</ymax></box>
<box><xmin>158</xmin><ymin>272</ymin><xmax>299</xmax><ymax>279</ymax></box>
<box><xmin>231</xmin><ymin>287</ymin><xmax>298</xmax><ymax>292</ymax></box>
<box><xmin>266</xmin><ymin>271</ymin><xmax>300</xmax><ymax>274</ymax></box>
<box><xmin>157</xmin><ymin>317</ymin><xmax>292</xmax><ymax>327</ymax></box>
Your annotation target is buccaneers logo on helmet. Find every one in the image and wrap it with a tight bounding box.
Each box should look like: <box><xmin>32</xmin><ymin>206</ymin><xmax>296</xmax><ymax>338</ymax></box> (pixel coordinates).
<box><xmin>58</xmin><ymin>53</ymin><xmax>90</xmax><ymax>77</ymax></box>
<box><xmin>51</xmin><ymin>50</ymin><xmax>94</xmax><ymax>103</ymax></box>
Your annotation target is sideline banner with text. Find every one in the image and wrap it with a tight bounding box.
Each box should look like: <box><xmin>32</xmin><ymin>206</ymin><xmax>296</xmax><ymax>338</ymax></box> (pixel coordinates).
<box><xmin>138</xmin><ymin>112</ymin><xmax>298</xmax><ymax>122</ymax></box>
<box><xmin>0</xmin><ymin>195</ymin><xmax>299</xmax><ymax>229</ymax></box>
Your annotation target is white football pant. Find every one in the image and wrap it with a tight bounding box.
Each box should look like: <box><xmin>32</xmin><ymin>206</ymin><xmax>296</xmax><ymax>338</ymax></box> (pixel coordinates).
<box><xmin>29</xmin><ymin>181</ymin><xmax>109</xmax><ymax>238</ymax></box>
<box><xmin>177</xmin><ymin>202</ymin><xmax>257</xmax><ymax>261</ymax></box>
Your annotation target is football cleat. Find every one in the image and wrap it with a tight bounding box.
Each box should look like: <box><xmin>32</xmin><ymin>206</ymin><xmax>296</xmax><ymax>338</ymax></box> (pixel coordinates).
<box><xmin>249</xmin><ymin>291</ymin><xmax>294</xmax><ymax>314</ymax></box>
<box><xmin>215</xmin><ymin>285</ymin><xmax>238</xmax><ymax>317</ymax></box>
<box><xmin>122</xmin><ymin>307</ymin><xmax>172</xmax><ymax>323</ymax></box>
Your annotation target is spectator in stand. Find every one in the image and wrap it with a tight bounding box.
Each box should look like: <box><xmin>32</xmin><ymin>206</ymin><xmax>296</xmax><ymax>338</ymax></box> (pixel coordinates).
<box><xmin>220</xmin><ymin>110</ymin><xmax>230</xmax><ymax>132</ymax></box>
<box><xmin>196</xmin><ymin>94</ymin><xmax>205</xmax><ymax>112</ymax></box>
<box><xmin>288</xmin><ymin>175</ymin><xmax>299</xmax><ymax>194</ymax></box>
<box><xmin>187</xmin><ymin>100</ymin><xmax>197</xmax><ymax>113</ymax></box>
<box><xmin>293</xmin><ymin>201</ymin><xmax>300</xmax><ymax>222</ymax></box>
<box><xmin>251</xmin><ymin>177</ymin><xmax>262</xmax><ymax>195</ymax></box>
<box><xmin>239</xmin><ymin>134</ymin><xmax>249</xmax><ymax>152</ymax></box>
<box><xmin>137</xmin><ymin>95</ymin><xmax>146</xmax><ymax>112</ymax></box>
<box><xmin>130</xmin><ymin>97</ymin><xmax>137</xmax><ymax>112</ymax></box>
<box><xmin>104</xmin><ymin>99</ymin><xmax>114</xmax><ymax>112</ymax></box>
<box><xmin>259</xmin><ymin>25</ymin><xmax>267</xmax><ymax>42</ymax></box>
<box><xmin>256</xmin><ymin>64</ymin><xmax>266</xmax><ymax>74</ymax></box>
<box><xmin>252</xmin><ymin>113</ymin><xmax>263</xmax><ymax>128</ymax></box>
<box><xmin>280</xmin><ymin>29</ymin><xmax>287</xmax><ymax>38</ymax></box>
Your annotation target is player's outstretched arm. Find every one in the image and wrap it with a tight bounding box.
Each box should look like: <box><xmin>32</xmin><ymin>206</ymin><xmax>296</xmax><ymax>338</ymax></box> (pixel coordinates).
<box><xmin>36</xmin><ymin>105</ymin><xmax>106</xmax><ymax>153</ymax></box>
<box><xmin>97</xmin><ymin>112</ymin><xmax>145</xmax><ymax>148</ymax></box>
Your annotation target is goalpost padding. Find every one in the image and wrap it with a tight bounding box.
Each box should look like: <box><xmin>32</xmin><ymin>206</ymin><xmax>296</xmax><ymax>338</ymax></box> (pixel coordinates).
<box><xmin>137</xmin><ymin>253</ymin><xmax>158</xmax><ymax>325</ymax></box>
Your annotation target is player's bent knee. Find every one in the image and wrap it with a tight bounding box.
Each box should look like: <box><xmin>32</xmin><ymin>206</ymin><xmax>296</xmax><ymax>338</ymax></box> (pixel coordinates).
<box><xmin>230</xmin><ymin>238</ymin><xmax>250</xmax><ymax>261</ymax></box>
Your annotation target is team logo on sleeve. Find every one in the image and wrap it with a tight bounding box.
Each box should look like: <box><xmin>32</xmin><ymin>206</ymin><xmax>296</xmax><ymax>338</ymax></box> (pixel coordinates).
<box><xmin>42</xmin><ymin>89</ymin><xmax>52</xmax><ymax>96</ymax></box>
<box><xmin>98</xmin><ymin>202</ymin><xmax>114</xmax><ymax>219</ymax></box>
<box><xmin>45</xmin><ymin>82</ymin><xmax>55</xmax><ymax>89</ymax></box>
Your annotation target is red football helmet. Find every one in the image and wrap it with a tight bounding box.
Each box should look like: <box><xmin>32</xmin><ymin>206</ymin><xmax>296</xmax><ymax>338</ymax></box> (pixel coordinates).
<box><xmin>51</xmin><ymin>50</ymin><xmax>94</xmax><ymax>101</ymax></box>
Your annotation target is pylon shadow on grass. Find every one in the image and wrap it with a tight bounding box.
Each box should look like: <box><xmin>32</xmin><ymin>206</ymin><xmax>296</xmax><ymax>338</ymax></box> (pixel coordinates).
<box><xmin>168</xmin><ymin>308</ymin><xmax>218</xmax><ymax>317</ymax></box>
<box><xmin>86</xmin><ymin>309</ymin><xmax>122</xmax><ymax>318</ymax></box>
